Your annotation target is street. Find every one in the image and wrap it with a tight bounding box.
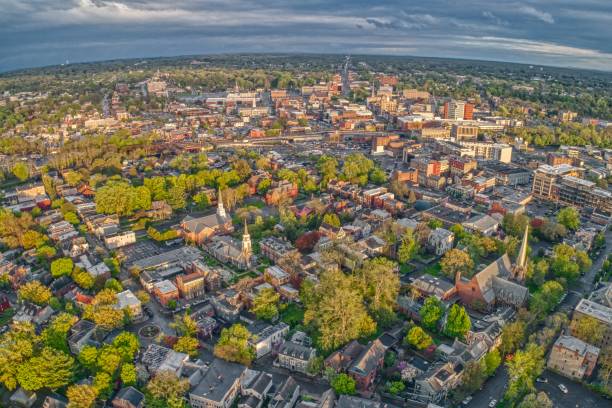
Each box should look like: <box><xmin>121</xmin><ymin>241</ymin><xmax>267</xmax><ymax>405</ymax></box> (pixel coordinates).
<box><xmin>535</xmin><ymin>370</ymin><xmax>611</xmax><ymax>408</ymax></box>
<box><xmin>467</xmin><ymin>367</ymin><xmax>508</xmax><ymax>408</ymax></box>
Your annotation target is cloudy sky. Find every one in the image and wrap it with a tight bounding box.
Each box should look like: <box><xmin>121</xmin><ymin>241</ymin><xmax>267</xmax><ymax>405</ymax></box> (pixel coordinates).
<box><xmin>1</xmin><ymin>0</ymin><xmax>611</xmax><ymax>72</ymax></box>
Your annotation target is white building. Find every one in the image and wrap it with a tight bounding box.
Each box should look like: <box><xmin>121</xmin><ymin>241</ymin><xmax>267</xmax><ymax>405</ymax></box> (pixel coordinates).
<box><xmin>428</xmin><ymin>228</ymin><xmax>455</xmax><ymax>256</ymax></box>
<box><xmin>104</xmin><ymin>231</ymin><xmax>136</xmax><ymax>249</ymax></box>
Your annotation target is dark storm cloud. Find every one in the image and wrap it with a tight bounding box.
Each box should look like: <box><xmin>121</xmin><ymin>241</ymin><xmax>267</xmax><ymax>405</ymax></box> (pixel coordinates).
<box><xmin>0</xmin><ymin>0</ymin><xmax>611</xmax><ymax>71</ymax></box>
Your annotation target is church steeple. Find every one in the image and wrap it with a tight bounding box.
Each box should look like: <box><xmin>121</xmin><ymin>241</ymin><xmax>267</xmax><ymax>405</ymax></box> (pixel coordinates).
<box><xmin>241</xmin><ymin>219</ymin><xmax>252</xmax><ymax>263</ymax></box>
<box><xmin>513</xmin><ymin>224</ymin><xmax>529</xmax><ymax>282</ymax></box>
<box><xmin>217</xmin><ymin>188</ymin><xmax>227</xmax><ymax>219</ymax></box>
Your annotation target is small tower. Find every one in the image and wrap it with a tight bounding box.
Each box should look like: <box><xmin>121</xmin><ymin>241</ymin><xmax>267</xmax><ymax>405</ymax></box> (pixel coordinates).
<box><xmin>241</xmin><ymin>220</ymin><xmax>252</xmax><ymax>265</ymax></box>
<box><xmin>513</xmin><ymin>224</ymin><xmax>529</xmax><ymax>282</ymax></box>
<box><xmin>217</xmin><ymin>188</ymin><xmax>227</xmax><ymax>219</ymax></box>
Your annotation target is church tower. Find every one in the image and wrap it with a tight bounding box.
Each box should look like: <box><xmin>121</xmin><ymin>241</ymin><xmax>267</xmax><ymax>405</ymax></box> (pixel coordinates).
<box><xmin>217</xmin><ymin>188</ymin><xmax>227</xmax><ymax>219</ymax></box>
<box><xmin>512</xmin><ymin>224</ymin><xmax>529</xmax><ymax>282</ymax></box>
<box><xmin>241</xmin><ymin>220</ymin><xmax>252</xmax><ymax>266</ymax></box>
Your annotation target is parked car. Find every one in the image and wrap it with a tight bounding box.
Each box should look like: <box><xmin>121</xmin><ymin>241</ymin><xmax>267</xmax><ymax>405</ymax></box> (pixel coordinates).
<box><xmin>536</xmin><ymin>377</ymin><xmax>548</xmax><ymax>383</ymax></box>
<box><xmin>462</xmin><ymin>396</ymin><xmax>473</xmax><ymax>405</ymax></box>
<box><xmin>559</xmin><ymin>384</ymin><xmax>568</xmax><ymax>394</ymax></box>
<box><xmin>489</xmin><ymin>399</ymin><xmax>497</xmax><ymax>407</ymax></box>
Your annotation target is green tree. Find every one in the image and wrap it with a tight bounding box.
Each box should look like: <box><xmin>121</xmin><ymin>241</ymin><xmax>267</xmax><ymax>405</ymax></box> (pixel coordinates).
<box><xmin>500</xmin><ymin>320</ymin><xmax>526</xmax><ymax>355</ymax></box>
<box><xmin>146</xmin><ymin>370</ymin><xmax>190</xmax><ymax>408</ymax></box>
<box><xmin>427</xmin><ymin>219</ymin><xmax>443</xmax><ymax>229</ymax></box>
<box><xmin>17</xmin><ymin>347</ymin><xmax>75</xmax><ymax>391</ymax></box>
<box><xmin>484</xmin><ymin>349</ymin><xmax>502</xmax><ymax>376</ymax></box>
<box><xmin>397</xmin><ymin>229</ymin><xmax>419</xmax><ymax>264</ymax></box>
<box><xmin>251</xmin><ymin>287</ymin><xmax>280</xmax><ymax>321</ymax></box>
<box><xmin>50</xmin><ymin>257</ymin><xmax>74</xmax><ymax>278</ymax></box>
<box><xmin>36</xmin><ymin>245</ymin><xmax>57</xmax><ymax>259</ymax></box>
<box><xmin>12</xmin><ymin>162</ymin><xmax>29</xmax><ymax>181</ymax></box>
<box><xmin>78</xmin><ymin>345</ymin><xmax>99</xmax><ymax>372</ymax></box>
<box><xmin>505</xmin><ymin>343</ymin><xmax>545</xmax><ymax>404</ymax></box>
<box><xmin>18</xmin><ymin>280</ymin><xmax>51</xmax><ymax>305</ymax></box>
<box><xmin>174</xmin><ymin>336</ymin><xmax>199</xmax><ymax>357</ymax></box>
<box><xmin>67</xmin><ymin>384</ymin><xmax>98</xmax><ymax>408</ymax></box>
<box><xmin>369</xmin><ymin>167</ymin><xmax>387</xmax><ymax>184</ymax></box>
<box><xmin>120</xmin><ymin>363</ymin><xmax>137</xmax><ymax>386</ymax></box>
<box><xmin>405</xmin><ymin>326</ymin><xmax>433</xmax><ymax>350</ymax></box>
<box><xmin>419</xmin><ymin>296</ymin><xmax>444</xmax><ymax>331</ymax></box>
<box><xmin>572</xmin><ymin>316</ymin><xmax>605</xmax><ymax>345</ymax></box>
<box><xmin>440</xmin><ymin>249</ymin><xmax>474</xmax><ymax>279</ymax></box>
<box><xmin>444</xmin><ymin>304</ymin><xmax>471</xmax><ymax>338</ymax></box>
<box><xmin>41</xmin><ymin>313</ymin><xmax>78</xmax><ymax>353</ymax></box>
<box><xmin>303</xmin><ymin>269</ymin><xmax>376</xmax><ymax>350</ymax></box>
<box><xmin>213</xmin><ymin>324</ymin><xmax>255</xmax><ymax>365</ymax></box>
<box><xmin>322</xmin><ymin>213</ymin><xmax>341</xmax><ymax>227</ymax></box>
<box><xmin>331</xmin><ymin>373</ymin><xmax>356</xmax><ymax>395</ymax></box>
<box><xmin>355</xmin><ymin>257</ymin><xmax>400</xmax><ymax>325</ymax></box>
<box><xmin>556</xmin><ymin>207</ymin><xmax>580</xmax><ymax>230</ymax></box>
<box><xmin>529</xmin><ymin>281</ymin><xmax>564</xmax><ymax>317</ymax></box>
<box><xmin>317</xmin><ymin>155</ymin><xmax>338</xmax><ymax>187</ymax></box>
<box><xmin>112</xmin><ymin>332</ymin><xmax>140</xmax><ymax>362</ymax></box>
<box><xmin>518</xmin><ymin>392</ymin><xmax>553</xmax><ymax>408</ymax></box>
<box><xmin>387</xmin><ymin>380</ymin><xmax>405</xmax><ymax>395</ymax></box>
<box><xmin>502</xmin><ymin>213</ymin><xmax>529</xmax><ymax>237</ymax></box>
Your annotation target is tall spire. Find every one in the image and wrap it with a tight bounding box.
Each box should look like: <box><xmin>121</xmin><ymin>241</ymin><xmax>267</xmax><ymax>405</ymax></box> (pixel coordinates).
<box><xmin>217</xmin><ymin>188</ymin><xmax>227</xmax><ymax>219</ymax></box>
<box><xmin>513</xmin><ymin>224</ymin><xmax>529</xmax><ymax>281</ymax></box>
<box><xmin>241</xmin><ymin>219</ymin><xmax>252</xmax><ymax>264</ymax></box>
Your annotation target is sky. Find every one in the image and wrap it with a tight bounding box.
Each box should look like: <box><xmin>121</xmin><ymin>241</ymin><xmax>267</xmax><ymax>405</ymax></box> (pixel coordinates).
<box><xmin>1</xmin><ymin>0</ymin><xmax>611</xmax><ymax>72</ymax></box>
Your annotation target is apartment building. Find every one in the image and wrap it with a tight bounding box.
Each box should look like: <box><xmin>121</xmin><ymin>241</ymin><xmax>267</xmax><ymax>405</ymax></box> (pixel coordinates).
<box><xmin>547</xmin><ymin>335</ymin><xmax>599</xmax><ymax>380</ymax></box>
<box><xmin>570</xmin><ymin>299</ymin><xmax>612</xmax><ymax>348</ymax></box>
<box><xmin>531</xmin><ymin>164</ymin><xmax>583</xmax><ymax>200</ymax></box>
<box><xmin>459</xmin><ymin>141</ymin><xmax>513</xmax><ymax>163</ymax></box>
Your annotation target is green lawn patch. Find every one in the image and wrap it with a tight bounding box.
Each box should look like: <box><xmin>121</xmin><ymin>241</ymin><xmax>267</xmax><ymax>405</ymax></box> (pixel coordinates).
<box><xmin>281</xmin><ymin>303</ymin><xmax>304</xmax><ymax>328</ymax></box>
<box><xmin>423</xmin><ymin>263</ymin><xmax>442</xmax><ymax>276</ymax></box>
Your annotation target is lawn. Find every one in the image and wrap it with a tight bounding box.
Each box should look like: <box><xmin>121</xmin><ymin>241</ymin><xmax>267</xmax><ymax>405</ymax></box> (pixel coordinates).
<box><xmin>422</xmin><ymin>263</ymin><xmax>442</xmax><ymax>276</ymax></box>
<box><xmin>280</xmin><ymin>303</ymin><xmax>304</xmax><ymax>328</ymax></box>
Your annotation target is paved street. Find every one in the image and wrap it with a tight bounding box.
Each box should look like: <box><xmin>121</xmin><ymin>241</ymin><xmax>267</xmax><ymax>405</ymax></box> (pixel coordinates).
<box><xmin>535</xmin><ymin>370</ymin><xmax>611</xmax><ymax>408</ymax></box>
<box><xmin>467</xmin><ymin>367</ymin><xmax>508</xmax><ymax>408</ymax></box>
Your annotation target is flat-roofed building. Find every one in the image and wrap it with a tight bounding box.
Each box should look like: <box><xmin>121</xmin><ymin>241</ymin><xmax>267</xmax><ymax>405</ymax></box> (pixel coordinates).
<box><xmin>547</xmin><ymin>335</ymin><xmax>599</xmax><ymax>380</ymax></box>
<box><xmin>531</xmin><ymin>164</ymin><xmax>583</xmax><ymax>200</ymax></box>
<box><xmin>571</xmin><ymin>299</ymin><xmax>612</xmax><ymax>348</ymax></box>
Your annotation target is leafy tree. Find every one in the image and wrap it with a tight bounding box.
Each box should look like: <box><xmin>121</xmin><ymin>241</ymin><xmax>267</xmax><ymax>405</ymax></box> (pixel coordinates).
<box><xmin>303</xmin><ymin>269</ymin><xmax>376</xmax><ymax>351</ymax></box>
<box><xmin>527</xmin><ymin>259</ymin><xmax>549</xmax><ymax>287</ymax></box>
<box><xmin>18</xmin><ymin>280</ymin><xmax>51</xmax><ymax>305</ymax></box>
<box><xmin>251</xmin><ymin>287</ymin><xmax>281</xmax><ymax>321</ymax></box>
<box><xmin>405</xmin><ymin>326</ymin><xmax>433</xmax><ymax>350</ymax></box>
<box><xmin>171</xmin><ymin>313</ymin><xmax>198</xmax><ymax>338</ymax></box>
<box><xmin>67</xmin><ymin>384</ymin><xmax>98</xmax><ymax>408</ymax></box>
<box><xmin>427</xmin><ymin>219</ymin><xmax>443</xmax><ymax>229</ymax></box>
<box><xmin>104</xmin><ymin>278</ymin><xmax>123</xmax><ymax>292</ymax></box>
<box><xmin>355</xmin><ymin>257</ymin><xmax>400</xmax><ymax>325</ymax></box>
<box><xmin>41</xmin><ymin>313</ymin><xmax>78</xmax><ymax>353</ymax></box>
<box><xmin>12</xmin><ymin>162</ymin><xmax>29</xmax><ymax>181</ymax></box>
<box><xmin>120</xmin><ymin>363</ymin><xmax>137</xmax><ymax>386</ymax></box>
<box><xmin>174</xmin><ymin>336</ymin><xmax>199</xmax><ymax>357</ymax></box>
<box><xmin>369</xmin><ymin>167</ymin><xmax>387</xmax><ymax>184</ymax></box>
<box><xmin>484</xmin><ymin>349</ymin><xmax>502</xmax><ymax>376</ymax></box>
<box><xmin>78</xmin><ymin>345</ymin><xmax>99</xmax><ymax>372</ymax></box>
<box><xmin>322</xmin><ymin>213</ymin><xmax>341</xmax><ymax>227</ymax></box>
<box><xmin>36</xmin><ymin>244</ymin><xmax>57</xmax><ymax>259</ymax></box>
<box><xmin>556</xmin><ymin>207</ymin><xmax>580</xmax><ymax>230</ymax></box>
<box><xmin>419</xmin><ymin>296</ymin><xmax>444</xmax><ymax>331</ymax></box>
<box><xmin>500</xmin><ymin>320</ymin><xmax>526</xmax><ymax>355</ymax></box>
<box><xmin>387</xmin><ymin>380</ymin><xmax>405</xmax><ymax>395</ymax></box>
<box><xmin>214</xmin><ymin>324</ymin><xmax>255</xmax><ymax>365</ymax></box>
<box><xmin>458</xmin><ymin>360</ymin><xmax>487</xmax><ymax>395</ymax></box>
<box><xmin>572</xmin><ymin>316</ymin><xmax>605</xmax><ymax>345</ymax></box>
<box><xmin>93</xmin><ymin>371</ymin><xmax>113</xmax><ymax>399</ymax></box>
<box><xmin>502</xmin><ymin>213</ymin><xmax>529</xmax><ymax>237</ymax></box>
<box><xmin>306</xmin><ymin>356</ymin><xmax>324</xmax><ymax>376</ymax></box>
<box><xmin>529</xmin><ymin>281</ymin><xmax>564</xmax><ymax>317</ymax></box>
<box><xmin>112</xmin><ymin>332</ymin><xmax>140</xmax><ymax>362</ymax></box>
<box><xmin>397</xmin><ymin>229</ymin><xmax>419</xmax><ymax>264</ymax></box>
<box><xmin>444</xmin><ymin>304</ymin><xmax>471</xmax><ymax>338</ymax></box>
<box><xmin>505</xmin><ymin>343</ymin><xmax>545</xmax><ymax>404</ymax></box>
<box><xmin>72</xmin><ymin>268</ymin><xmax>94</xmax><ymax>290</ymax></box>
<box><xmin>331</xmin><ymin>373</ymin><xmax>356</xmax><ymax>395</ymax></box>
<box><xmin>518</xmin><ymin>392</ymin><xmax>553</xmax><ymax>408</ymax></box>
<box><xmin>51</xmin><ymin>257</ymin><xmax>74</xmax><ymax>278</ymax></box>
<box><xmin>146</xmin><ymin>370</ymin><xmax>190</xmax><ymax>408</ymax></box>
<box><xmin>21</xmin><ymin>229</ymin><xmax>47</xmax><ymax>249</ymax></box>
<box><xmin>17</xmin><ymin>347</ymin><xmax>75</xmax><ymax>391</ymax></box>
<box><xmin>317</xmin><ymin>155</ymin><xmax>338</xmax><ymax>187</ymax></box>
<box><xmin>550</xmin><ymin>243</ymin><xmax>590</xmax><ymax>281</ymax></box>
<box><xmin>96</xmin><ymin>344</ymin><xmax>122</xmax><ymax>375</ymax></box>
<box><xmin>341</xmin><ymin>153</ymin><xmax>373</xmax><ymax>186</ymax></box>
<box><xmin>440</xmin><ymin>249</ymin><xmax>473</xmax><ymax>279</ymax></box>
<box><xmin>83</xmin><ymin>289</ymin><xmax>124</xmax><ymax>331</ymax></box>
<box><xmin>64</xmin><ymin>211</ymin><xmax>80</xmax><ymax>225</ymax></box>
